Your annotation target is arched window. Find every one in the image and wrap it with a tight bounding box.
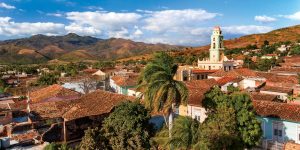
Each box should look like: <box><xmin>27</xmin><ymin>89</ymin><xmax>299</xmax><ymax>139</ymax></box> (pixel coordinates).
<box><xmin>213</xmin><ymin>38</ymin><xmax>215</xmax><ymax>41</ymax></box>
<box><xmin>213</xmin><ymin>43</ymin><xmax>215</xmax><ymax>49</ymax></box>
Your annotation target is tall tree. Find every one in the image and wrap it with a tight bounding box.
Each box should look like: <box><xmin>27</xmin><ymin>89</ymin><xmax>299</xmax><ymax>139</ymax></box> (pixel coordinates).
<box><xmin>154</xmin><ymin>116</ymin><xmax>200</xmax><ymax>150</ymax></box>
<box><xmin>137</xmin><ymin>52</ymin><xmax>188</xmax><ymax>142</ymax></box>
<box><xmin>230</xmin><ymin>93</ymin><xmax>262</xmax><ymax>148</ymax></box>
<box><xmin>196</xmin><ymin>106</ymin><xmax>241</xmax><ymax>150</ymax></box>
<box><xmin>202</xmin><ymin>87</ymin><xmax>262</xmax><ymax>149</ymax></box>
<box><xmin>102</xmin><ymin>101</ymin><xmax>153</xmax><ymax>150</ymax></box>
<box><xmin>79</xmin><ymin>127</ymin><xmax>109</xmax><ymax>150</ymax></box>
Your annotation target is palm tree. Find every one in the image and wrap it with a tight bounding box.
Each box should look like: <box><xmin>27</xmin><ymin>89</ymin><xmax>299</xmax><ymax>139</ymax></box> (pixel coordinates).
<box><xmin>154</xmin><ymin>116</ymin><xmax>200</xmax><ymax>150</ymax></box>
<box><xmin>137</xmin><ymin>52</ymin><xmax>188</xmax><ymax>142</ymax></box>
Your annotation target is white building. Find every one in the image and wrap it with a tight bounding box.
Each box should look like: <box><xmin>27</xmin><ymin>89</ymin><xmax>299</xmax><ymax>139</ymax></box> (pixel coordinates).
<box><xmin>198</xmin><ymin>26</ymin><xmax>234</xmax><ymax>71</ymax></box>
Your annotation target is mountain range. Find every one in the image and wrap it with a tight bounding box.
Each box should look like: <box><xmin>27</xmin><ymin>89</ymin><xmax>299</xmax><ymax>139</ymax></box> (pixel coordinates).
<box><xmin>0</xmin><ymin>33</ymin><xmax>182</xmax><ymax>64</ymax></box>
<box><xmin>0</xmin><ymin>24</ymin><xmax>300</xmax><ymax>64</ymax></box>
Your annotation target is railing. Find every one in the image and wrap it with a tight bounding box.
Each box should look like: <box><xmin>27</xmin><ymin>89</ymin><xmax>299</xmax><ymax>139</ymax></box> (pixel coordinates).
<box><xmin>262</xmin><ymin>140</ymin><xmax>284</xmax><ymax>150</ymax></box>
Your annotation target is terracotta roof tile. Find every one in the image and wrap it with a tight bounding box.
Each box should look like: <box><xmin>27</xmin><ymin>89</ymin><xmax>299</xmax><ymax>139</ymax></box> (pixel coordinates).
<box><xmin>209</xmin><ymin>68</ymin><xmax>257</xmax><ymax>78</ymax></box>
<box><xmin>260</xmin><ymin>86</ymin><xmax>293</xmax><ymax>93</ymax></box>
<box><xmin>191</xmin><ymin>69</ymin><xmax>217</xmax><ymax>74</ymax></box>
<box><xmin>184</xmin><ymin>79</ymin><xmax>218</xmax><ymax>106</ymax></box>
<box><xmin>30</xmin><ymin>84</ymin><xmax>81</xmax><ymax>103</ymax></box>
<box><xmin>111</xmin><ymin>74</ymin><xmax>138</xmax><ymax>87</ymax></box>
<box><xmin>63</xmin><ymin>90</ymin><xmax>135</xmax><ymax>121</ymax></box>
<box><xmin>284</xmin><ymin>142</ymin><xmax>300</xmax><ymax>150</ymax></box>
<box><xmin>250</xmin><ymin>92</ymin><xmax>277</xmax><ymax>102</ymax></box>
<box><xmin>253</xmin><ymin>100</ymin><xmax>300</xmax><ymax>122</ymax></box>
<box><xmin>216</xmin><ymin>77</ymin><xmax>243</xmax><ymax>86</ymax></box>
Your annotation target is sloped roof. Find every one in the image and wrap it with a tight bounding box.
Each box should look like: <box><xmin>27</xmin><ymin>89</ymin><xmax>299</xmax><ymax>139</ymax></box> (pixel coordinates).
<box><xmin>29</xmin><ymin>84</ymin><xmax>81</xmax><ymax>103</ymax></box>
<box><xmin>284</xmin><ymin>142</ymin><xmax>300</xmax><ymax>150</ymax></box>
<box><xmin>209</xmin><ymin>68</ymin><xmax>257</xmax><ymax>78</ymax></box>
<box><xmin>250</xmin><ymin>92</ymin><xmax>277</xmax><ymax>102</ymax></box>
<box><xmin>253</xmin><ymin>100</ymin><xmax>300</xmax><ymax>122</ymax></box>
<box><xmin>63</xmin><ymin>90</ymin><xmax>135</xmax><ymax>121</ymax></box>
<box><xmin>260</xmin><ymin>86</ymin><xmax>293</xmax><ymax>94</ymax></box>
<box><xmin>184</xmin><ymin>79</ymin><xmax>218</xmax><ymax>107</ymax></box>
<box><xmin>111</xmin><ymin>74</ymin><xmax>138</xmax><ymax>87</ymax></box>
<box><xmin>216</xmin><ymin>77</ymin><xmax>243</xmax><ymax>86</ymax></box>
<box><xmin>30</xmin><ymin>100</ymin><xmax>73</xmax><ymax>120</ymax></box>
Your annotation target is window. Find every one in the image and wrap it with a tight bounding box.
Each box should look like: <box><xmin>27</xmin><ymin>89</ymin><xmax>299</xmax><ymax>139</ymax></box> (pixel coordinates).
<box><xmin>195</xmin><ymin>115</ymin><xmax>200</xmax><ymax>121</ymax></box>
<box><xmin>0</xmin><ymin>113</ymin><xmax>5</xmax><ymax>118</ymax></box>
<box><xmin>197</xmin><ymin>75</ymin><xmax>200</xmax><ymax>80</ymax></box>
<box><xmin>213</xmin><ymin>43</ymin><xmax>215</xmax><ymax>49</ymax></box>
<box><xmin>274</xmin><ymin>129</ymin><xmax>278</xmax><ymax>136</ymax></box>
<box><xmin>183</xmin><ymin>76</ymin><xmax>188</xmax><ymax>81</ymax></box>
<box><xmin>213</xmin><ymin>38</ymin><xmax>215</xmax><ymax>41</ymax></box>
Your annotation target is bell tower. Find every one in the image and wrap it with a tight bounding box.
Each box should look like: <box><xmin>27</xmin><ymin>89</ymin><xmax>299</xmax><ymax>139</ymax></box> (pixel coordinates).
<box><xmin>209</xmin><ymin>26</ymin><xmax>224</xmax><ymax>62</ymax></box>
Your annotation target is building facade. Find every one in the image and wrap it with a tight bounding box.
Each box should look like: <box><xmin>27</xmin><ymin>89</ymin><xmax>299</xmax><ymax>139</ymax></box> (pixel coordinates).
<box><xmin>198</xmin><ymin>26</ymin><xmax>234</xmax><ymax>71</ymax></box>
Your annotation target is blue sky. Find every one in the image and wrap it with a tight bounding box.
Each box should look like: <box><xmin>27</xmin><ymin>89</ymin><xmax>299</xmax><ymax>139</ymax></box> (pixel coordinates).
<box><xmin>0</xmin><ymin>0</ymin><xmax>299</xmax><ymax>46</ymax></box>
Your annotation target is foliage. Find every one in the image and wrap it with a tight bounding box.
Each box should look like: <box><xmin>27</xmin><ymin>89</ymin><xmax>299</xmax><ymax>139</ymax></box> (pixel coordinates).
<box><xmin>154</xmin><ymin>116</ymin><xmax>200</xmax><ymax>150</ymax></box>
<box><xmin>0</xmin><ymin>79</ymin><xmax>9</xmax><ymax>94</ymax></box>
<box><xmin>290</xmin><ymin>45</ymin><xmax>300</xmax><ymax>55</ymax></box>
<box><xmin>227</xmin><ymin>84</ymin><xmax>240</xmax><ymax>93</ymax></box>
<box><xmin>102</xmin><ymin>101</ymin><xmax>153</xmax><ymax>150</ymax></box>
<box><xmin>256</xmin><ymin>58</ymin><xmax>277</xmax><ymax>71</ymax></box>
<box><xmin>137</xmin><ymin>51</ymin><xmax>188</xmax><ymax>114</ymax></box>
<box><xmin>243</xmin><ymin>56</ymin><xmax>257</xmax><ymax>70</ymax></box>
<box><xmin>261</xmin><ymin>45</ymin><xmax>276</xmax><ymax>54</ymax></box>
<box><xmin>230</xmin><ymin>93</ymin><xmax>262</xmax><ymax>147</ymax></box>
<box><xmin>44</xmin><ymin>143</ymin><xmax>71</xmax><ymax>150</ymax></box>
<box><xmin>79</xmin><ymin>127</ymin><xmax>109</xmax><ymax>150</ymax></box>
<box><xmin>202</xmin><ymin>87</ymin><xmax>262</xmax><ymax>149</ymax></box>
<box><xmin>197</xmin><ymin>106</ymin><xmax>241</xmax><ymax>150</ymax></box>
<box><xmin>37</xmin><ymin>73</ymin><xmax>59</xmax><ymax>85</ymax></box>
<box><xmin>93</xmin><ymin>61</ymin><xmax>115</xmax><ymax>69</ymax></box>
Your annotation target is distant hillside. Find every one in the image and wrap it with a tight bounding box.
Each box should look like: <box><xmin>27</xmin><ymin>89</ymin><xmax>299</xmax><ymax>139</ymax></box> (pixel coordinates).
<box><xmin>185</xmin><ymin>25</ymin><xmax>300</xmax><ymax>54</ymax></box>
<box><xmin>0</xmin><ymin>33</ymin><xmax>182</xmax><ymax>64</ymax></box>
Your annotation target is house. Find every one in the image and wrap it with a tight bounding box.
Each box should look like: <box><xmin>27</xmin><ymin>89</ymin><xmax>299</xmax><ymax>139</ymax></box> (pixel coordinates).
<box><xmin>127</xmin><ymin>88</ymin><xmax>142</xmax><ymax>98</ymax></box>
<box><xmin>208</xmin><ymin>68</ymin><xmax>258</xmax><ymax>80</ymax></box>
<box><xmin>178</xmin><ymin>79</ymin><xmax>218</xmax><ymax>122</ymax></box>
<box><xmin>250</xmin><ymin>92</ymin><xmax>278</xmax><ymax>102</ymax></box>
<box><xmin>261</xmin><ymin>54</ymin><xmax>279</xmax><ymax>60</ymax></box>
<box><xmin>277</xmin><ymin>45</ymin><xmax>288</xmax><ymax>52</ymax></box>
<box><xmin>29</xmin><ymin>84</ymin><xmax>81</xmax><ymax>103</ymax></box>
<box><xmin>110</xmin><ymin>74</ymin><xmax>138</xmax><ymax>95</ymax></box>
<box><xmin>0</xmin><ymin>103</ymin><xmax>13</xmax><ymax>125</ymax></box>
<box><xmin>216</xmin><ymin>77</ymin><xmax>243</xmax><ymax>92</ymax></box>
<box><xmin>253</xmin><ymin>100</ymin><xmax>300</xmax><ymax>148</ymax></box>
<box><xmin>260</xmin><ymin>86</ymin><xmax>293</xmax><ymax>101</ymax></box>
<box><xmin>174</xmin><ymin>65</ymin><xmax>217</xmax><ymax>81</ymax></box>
<box><xmin>62</xmin><ymin>90</ymin><xmax>135</xmax><ymax>141</ymax></box>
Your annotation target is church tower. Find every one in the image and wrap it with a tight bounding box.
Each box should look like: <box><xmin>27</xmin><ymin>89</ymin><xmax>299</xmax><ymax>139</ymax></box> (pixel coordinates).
<box><xmin>209</xmin><ymin>26</ymin><xmax>224</xmax><ymax>62</ymax></box>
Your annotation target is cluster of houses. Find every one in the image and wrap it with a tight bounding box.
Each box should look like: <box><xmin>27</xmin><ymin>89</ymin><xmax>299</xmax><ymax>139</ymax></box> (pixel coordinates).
<box><xmin>0</xmin><ymin>27</ymin><xmax>300</xmax><ymax>149</ymax></box>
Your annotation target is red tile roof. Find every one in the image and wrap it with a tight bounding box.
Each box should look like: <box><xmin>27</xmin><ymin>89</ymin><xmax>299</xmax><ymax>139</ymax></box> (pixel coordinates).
<box><xmin>216</xmin><ymin>77</ymin><xmax>243</xmax><ymax>86</ymax></box>
<box><xmin>111</xmin><ymin>74</ymin><xmax>138</xmax><ymax>87</ymax></box>
<box><xmin>260</xmin><ymin>86</ymin><xmax>293</xmax><ymax>94</ymax></box>
<box><xmin>250</xmin><ymin>92</ymin><xmax>277</xmax><ymax>102</ymax></box>
<box><xmin>30</xmin><ymin>84</ymin><xmax>81</xmax><ymax>103</ymax></box>
<box><xmin>253</xmin><ymin>100</ymin><xmax>300</xmax><ymax>122</ymax></box>
<box><xmin>209</xmin><ymin>68</ymin><xmax>257</xmax><ymax>78</ymax></box>
<box><xmin>284</xmin><ymin>142</ymin><xmax>300</xmax><ymax>150</ymax></box>
<box><xmin>184</xmin><ymin>79</ymin><xmax>218</xmax><ymax>107</ymax></box>
<box><xmin>191</xmin><ymin>69</ymin><xmax>217</xmax><ymax>74</ymax></box>
<box><xmin>63</xmin><ymin>90</ymin><xmax>135</xmax><ymax>121</ymax></box>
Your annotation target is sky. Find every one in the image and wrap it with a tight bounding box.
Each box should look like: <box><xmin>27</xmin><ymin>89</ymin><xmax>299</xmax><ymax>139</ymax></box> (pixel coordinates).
<box><xmin>0</xmin><ymin>0</ymin><xmax>299</xmax><ymax>46</ymax></box>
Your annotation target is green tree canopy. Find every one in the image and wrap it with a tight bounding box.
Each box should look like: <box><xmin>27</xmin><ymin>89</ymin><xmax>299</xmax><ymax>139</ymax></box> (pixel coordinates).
<box><xmin>102</xmin><ymin>101</ymin><xmax>153</xmax><ymax>150</ymax></box>
<box><xmin>154</xmin><ymin>116</ymin><xmax>200</xmax><ymax>150</ymax></box>
<box><xmin>37</xmin><ymin>73</ymin><xmax>59</xmax><ymax>85</ymax></box>
<box><xmin>79</xmin><ymin>127</ymin><xmax>109</xmax><ymax>150</ymax></box>
<box><xmin>202</xmin><ymin>87</ymin><xmax>262</xmax><ymax>149</ymax></box>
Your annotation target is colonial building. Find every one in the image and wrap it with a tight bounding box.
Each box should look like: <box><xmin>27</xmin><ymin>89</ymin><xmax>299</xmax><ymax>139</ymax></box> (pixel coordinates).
<box><xmin>198</xmin><ymin>26</ymin><xmax>234</xmax><ymax>71</ymax></box>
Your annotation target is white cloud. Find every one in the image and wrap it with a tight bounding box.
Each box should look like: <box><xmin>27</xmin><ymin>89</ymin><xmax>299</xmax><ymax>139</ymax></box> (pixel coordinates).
<box><xmin>65</xmin><ymin>11</ymin><xmax>142</xmax><ymax>39</ymax></box>
<box><xmin>65</xmin><ymin>23</ymin><xmax>101</xmax><ymax>36</ymax></box>
<box><xmin>47</xmin><ymin>13</ymin><xmax>64</xmax><ymax>17</ymax></box>
<box><xmin>0</xmin><ymin>2</ymin><xmax>15</xmax><ymax>9</ymax></box>
<box><xmin>222</xmin><ymin>25</ymin><xmax>273</xmax><ymax>35</ymax></box>
<box><xmin>281</xmin><ymin>11</ymin><xmax>300</xmax><ymax>20</ymax></box>
<box><xmin>0</xmin><ymin>17</ymin><xmax>65</xmax><ymax>37</ymax></box>
<box><xmin>143</xmin><ymin>9</ymin><xmax>220</xmax><ymax>33</ymax></box>
<box><xmin>254</xmin><ymin>15</ymin><xmax>276</xmax><ymax>23</ymax></box>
